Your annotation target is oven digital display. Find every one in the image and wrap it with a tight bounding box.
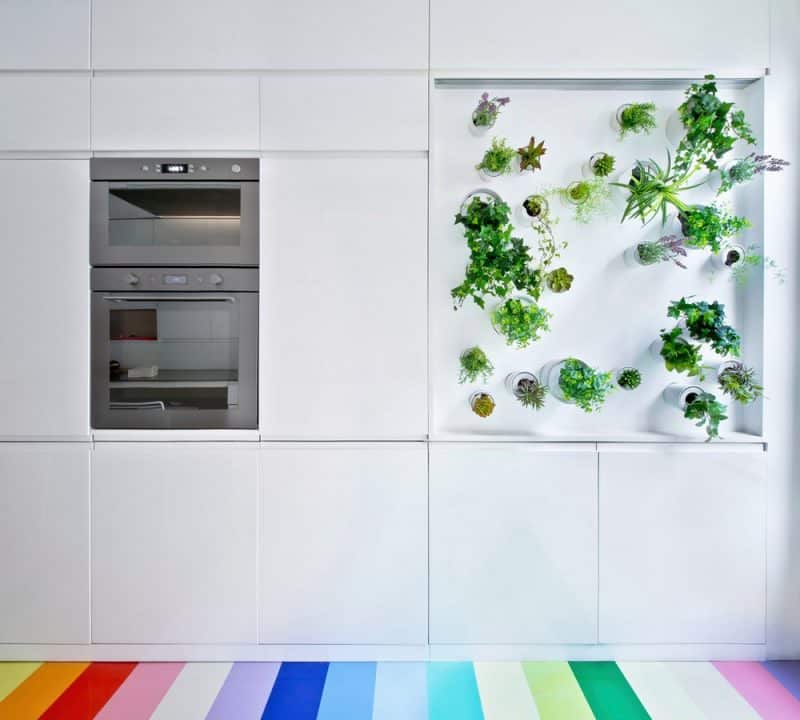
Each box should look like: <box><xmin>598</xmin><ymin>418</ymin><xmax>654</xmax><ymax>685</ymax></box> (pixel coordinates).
<box><xmin>160</xmin><ymin>163</ymin><xmax>189</xmax><ymax>174</ymax></box>
<box><xmin>162</xmin><ymin>274</ymin><xmax>188</xmax><ymax>285</ymax></box>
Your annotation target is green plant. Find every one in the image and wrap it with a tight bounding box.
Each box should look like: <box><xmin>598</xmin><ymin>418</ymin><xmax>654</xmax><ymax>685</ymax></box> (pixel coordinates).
<box><xmin>617</xmin><ymin>102</ymin><xmax>657</xmax><ymax>139</ymax></box>
<box><xmin>546</xmin><ymin>267</ymin><xmax>573</xmax><ymax>293</ymax></box>
<box><xmin>668</xmin><ymin>297</ymin><xmax>741</xmax><ymax>357</ymax></box>
<box><xmin>476</xmin><ymin>137</ymin><xmax>517</xmax><ymax>175</ymax></box>
<box><xmin>515</xmin><ymin>377</ymin><xmax>547</xmax><ymax>409</ymax></box>
<box><xmin>558</xmin><ymin>358</ymin><xmax>615</xmax><ymax>413</ymax></box>
<box><xmin>613</xmin><ymin>152</ymin><xmax>703</xmax><ymax>226</ymax></box>
<box><xmin>679</xmin><ymin>204</ymin><xmax>750</xmax><ymax>253</ymax></box>
<box><xmin>459</xmin><ymin>346</ymin><xmax>494</xmax><ymax>384</ymax></box>
<box><xmin>727</xmin><ymin>245</ymin><xmax>786</xmax><ymax>286</ymax></box>
<box><xmin>674</xmin><ymin>74</ymin><xmax>757</xmax><ymax>173</ymax></box>
<box><xmin>553</xmin><ymin>178</ymin><xmax>612</xmax><ymax>224</ymax></box>
<box><xmin>517</xmin><ymin>136</ymin><xmax>547</xmax><ymax>173</ymax></box>
<box><xmin>684</xmin><ymin>390</ymin><xmax>728</xmax><ymax>441</ymax></box>
<box><xmin>471</xmin><ymin>392</ymin><xmax>496</xmax><ymax>418</ymax></box>
<box><xmin>718</xmin><ymin>153</ymin><xmax>790</xmax><ymax>193</ymax></box>
<box><xmin>635</xmin><ymin>235</ymin><xmax>688</xmax><ymax>268</ymax></box>
<box><xmin>472</xmin><ymin>92</ymin><xmax>510</xmax><ymax>127</ymax></box>
<box><xmin>452</xmin><ymin>195</ymin><xmax>542</xmax><ymax>309</ymax></box>
<box><xmin>659</xmin><ymin>327</ymin><xmax>707</xmax><ymax>379</ymax></box>
<box><xmin>523</xmin><ymin>194</ymin><xmax>547</xmax><ymax>218</ymax></box>
<box><xmin>591</xmin><ymin>152</ymin><xmax>616</xmax><ymax>177</ymax></box>
<box><xmin>491</xmin><ymin>297</ymin><xmax>552</xmax><ymax>348</ymax></box>
<box><xmin>718</xmin><ymin>362</ymin><xmax>764</xmax><ymax>405</ymax></box>
<box><xmin>617</xmin><ymin>368</ymin><xmax>642</xmax><ymax>390</ymax></box>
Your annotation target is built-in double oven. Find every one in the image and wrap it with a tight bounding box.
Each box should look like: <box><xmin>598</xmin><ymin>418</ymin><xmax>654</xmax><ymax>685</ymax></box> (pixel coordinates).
<box><xmin>90</xmin><ymin>158</ymin><xmax>259</xmax><ymax>429</ymax></box>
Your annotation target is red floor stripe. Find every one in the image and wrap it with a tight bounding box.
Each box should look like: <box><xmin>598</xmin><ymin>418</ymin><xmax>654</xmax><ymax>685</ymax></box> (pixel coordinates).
<box><xmin>38</xmin><ymin>663</ymin><xmax>137</xmax><ymax>720</ymax></box>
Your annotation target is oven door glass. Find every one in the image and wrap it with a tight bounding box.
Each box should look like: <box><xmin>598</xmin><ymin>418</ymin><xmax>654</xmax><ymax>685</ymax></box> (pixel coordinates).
<box><xmin>92</xmin><ymin>293</ymin><xmax>258</xmax><ymax>429</ymax></box>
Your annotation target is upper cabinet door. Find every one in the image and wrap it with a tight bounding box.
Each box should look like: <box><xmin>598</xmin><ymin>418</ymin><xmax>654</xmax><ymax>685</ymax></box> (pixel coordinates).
<box><xmin>0</xmin><ymin>161</ymin><xmax>89</xmax><ymax>439</ymax></box>
<box><xmin>430</xmin><ymin>0</ymin><xmax>768</xmax><ymax>72</ymax></box>
<box><xmin>0</xmin><ymin>0</ymin><xmax>90</xmax><ymax>69</ymax></box>
<box><xmin>92</xmin><ymin>0</ymin><xmax>428</xmax><ymax>70</ymax></box>
<box><xmin>92</xmin><ymin>75</ymin><xmax>259</xmax><ymax>151</ymax></box>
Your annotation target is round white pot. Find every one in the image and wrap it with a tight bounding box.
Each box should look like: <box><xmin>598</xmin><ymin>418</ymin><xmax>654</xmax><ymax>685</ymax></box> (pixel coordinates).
<box><xmin>459</xmin><ymin>188</ymin><xmax>502</xmax><ymax>216</ymax></box>
<box><xmin>710</xmin><ymin>244</ymin><xmax>746</xmax><ymax>271</ymax></box>
<box><xmin>650</xmin><ymin>338</ymin><xmax>664</xmax><ymax>360</ymax></box>
<box><xmin>623</xmin><ymin>244</ymin><xmax>648</xmax><ymax>268</ymax></box>
<box><xmin>505</xmin><ymin>371</ymin><xmax>537</xmax><ymax>397</ymax></box>
<box><xmin>662</xmin><ymin>382</ymin><xmax>704</xmax><ymax>410</ymax></box>
<box><xmin>478</xmin><ymin>167</ymin><xmax>503</xmax><ymax>182</ymax></box>
<box><xmin>716</xmin><ymin>360</ymin><xmax>742</xmax><ymax>381</ymax></box>
<box><xmin>469</xmin><ymin>112</ymin><xmax>494</xmax><ymax>136</ymax></box>
<box><xmin>665</xmin><ymin>110</ymin><xmax>684</xmax><ymax>147</ymax></box>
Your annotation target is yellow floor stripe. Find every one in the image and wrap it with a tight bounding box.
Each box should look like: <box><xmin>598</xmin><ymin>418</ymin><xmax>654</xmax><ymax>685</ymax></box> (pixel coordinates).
<box><xmin>0</xmin><ymin>662</ymin><xmax>89</xmax><ymax>720</ymax></box>
<box><xmin>0</xmin><ymin>664</ymin><xmax>42</xmax><ymax>703</ymax></box>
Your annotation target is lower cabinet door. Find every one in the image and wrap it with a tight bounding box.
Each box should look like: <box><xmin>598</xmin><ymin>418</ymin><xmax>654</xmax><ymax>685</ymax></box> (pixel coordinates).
<box><xmin>0</xmin><ymin>443</ymin><xmax>90</xmax><ymax>643</ymax></box>
<box><xmin>92</xmin><ymin>442</ymin><xmax>258</xmax><ymax>644</ymax></box>
<box><xmin>598</xmin><ymin>445</ymin><xmax>766</xmax><ymax>644</ymax></box>
<box><xmin>430</xmin><ymin>443</ymin><xmax>598</xmax><ymax>644</ymax></box>
<box><xmin>259</xmin><ymin>443</ymin><xmax>428</xmax><ymax>644</ymax></box>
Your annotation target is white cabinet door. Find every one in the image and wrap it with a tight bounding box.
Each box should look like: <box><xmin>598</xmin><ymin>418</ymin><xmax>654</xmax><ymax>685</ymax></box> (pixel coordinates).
<box><xmin>92</xmin><ymin>0</ymin><xmax>427</xmax><ymax>70</ymax></box>
<box><xmin>0</xmin><ymin>161</ymin><xmax>89</xmax><ymax>439</ymax></box>
<box><xmin>92</xmin><ymin>75</ymin><xmax>259</xmax><ymax>151</ymax></box>
<box><xmin>431</xmin><ymin>0</ymin><xmax>768</xmax><ymax>72</ymax></box>
<box><xmin>92</xmin><ymin>443</ymin><xmax>259</xmax><ymax>644</ymax></box>
<box><xmin>599</xmin><ymin>445</ymin><xmax>766</xmax><ymax>644</ymax></box>
<box><xmin>430</xmin><ymin>443</ymin><xmax>598</xmax><ymax>644</ymax></box>
<box><xmin>0</xmin><ymin>443</ymin><xmax>90</xmax><ymax>643</ymax></box>
<box><xmin>0</xmin><ymin>1</ymin><xmax>90</xmax><ymax>69</ymax></box>
<box><xmin>0</xmin><ymin>76</ymin><xmax>89</xmax><ymax>151</ymax></box>
<box><xmin>259</xmin><ymin>443</ymin><xmax>427</xmax><ymax>644</ymax></box>
<box><xmin>260</xmin><ymin>72</ymin><xmax>428</xmax><ymax>151</ymax></box>
<box><xmin>260</xmin><ymin>157</ymin><xmax>427</xmax><ymax>439</ymax></box>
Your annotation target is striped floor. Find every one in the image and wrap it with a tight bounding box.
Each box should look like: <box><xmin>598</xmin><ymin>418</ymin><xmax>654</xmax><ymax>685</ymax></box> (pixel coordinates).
<box><xmin>1</xmin><ymin>661</ymin><xmax>799</xmax><ymax>719</ymax></box>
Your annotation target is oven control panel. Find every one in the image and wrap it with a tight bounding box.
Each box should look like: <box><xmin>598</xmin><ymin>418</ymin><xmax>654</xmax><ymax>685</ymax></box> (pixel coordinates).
<box><xmin>121</xmin><ymin>271</ymin><xmax>226</xmax><ymax>290</ymax></box>
<box><xmin>91</xmin><ymin>267</ymin><xmax>259</xmax><ymax>293</ymax></box>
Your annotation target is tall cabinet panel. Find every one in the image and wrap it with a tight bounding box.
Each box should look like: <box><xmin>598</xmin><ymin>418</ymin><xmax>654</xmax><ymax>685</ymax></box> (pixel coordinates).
<box><xmin>0</xmin><ymin>161</ymin><xmax>89</xmax><ymax>438</ymax></box>
<box><xmin>0</xmin><ymin>443</ymin><xmax>90</xmax><ymax>643</ymax></box>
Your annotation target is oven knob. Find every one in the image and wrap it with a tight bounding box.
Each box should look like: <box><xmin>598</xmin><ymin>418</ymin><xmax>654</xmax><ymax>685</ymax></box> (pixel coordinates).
<box><xmin>208</xmin><ymin>272</ymin><xmax>224</xmax><ymax>286</ymax></box>
<box><xmin>125</xmin><ymin>273</ymin><xmax>140</xmax><ymax>286</ymax></box>
<box><xmin>231</xmin><ymin>163</ymin><xmax>241</xmax><ymax>174</ymax></box>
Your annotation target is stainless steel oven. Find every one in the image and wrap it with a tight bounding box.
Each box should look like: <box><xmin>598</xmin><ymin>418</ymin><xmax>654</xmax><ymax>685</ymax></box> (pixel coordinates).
<box><xmin>91</xmin><ymin>267</ymin><xmax>258</xmax><ymax>429</ymax></box>
<box><xmin>90</xmin><ymin>158</ymin><xmax>259</xmax><ymax>267</ymax></box>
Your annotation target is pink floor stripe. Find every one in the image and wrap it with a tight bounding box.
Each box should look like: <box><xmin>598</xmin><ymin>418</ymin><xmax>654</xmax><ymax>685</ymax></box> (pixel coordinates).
<box><xmin>94</xmin><ymin>662</ymin><xmax>186</xmax><ymax>720</ymax></box>
<box><xmin>713</xmin><ymin>661</ymin><xmax>800</xmax><ymax>719</ymax></box>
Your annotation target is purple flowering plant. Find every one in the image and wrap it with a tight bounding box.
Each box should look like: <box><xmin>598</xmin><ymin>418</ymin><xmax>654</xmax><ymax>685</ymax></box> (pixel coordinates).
<box><xmin>472</xmin><ymin>92</ymin><xmax>510</xmax><ymax>128</ymax></box>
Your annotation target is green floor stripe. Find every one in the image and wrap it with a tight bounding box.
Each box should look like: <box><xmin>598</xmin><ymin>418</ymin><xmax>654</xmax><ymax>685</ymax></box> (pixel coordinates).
<box><xmin>569</xmin><ymin>662</ymin><xmax>651</xmax><ymax>720</ymax></box>
<box><xmin>522</xmin><ymin>662</ymin><xmax>594</xmax><ymax>720</ymax></box>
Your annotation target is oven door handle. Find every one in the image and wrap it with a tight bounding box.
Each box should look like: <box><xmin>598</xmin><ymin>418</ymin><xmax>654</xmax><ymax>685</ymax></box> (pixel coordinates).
<box><xmin>102</xmin><ymin>295</ymin><xmax>237</xmax><ymax>303</ymax></box>
<box><xmin>109</xmin><ymin>401</ymin><xmax>167</xmax><ymax>411</ymax></box>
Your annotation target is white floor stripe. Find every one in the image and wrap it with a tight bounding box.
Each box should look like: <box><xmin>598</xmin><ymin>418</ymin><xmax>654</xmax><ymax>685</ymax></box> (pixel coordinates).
<box><xmin>618</xmin><ymin>662</ymin><xmax>706</xmax><ymax>720</ymax></box>
<box><xmin>667</xmin><ymin>662</ymin><xmax>761</xmax><ymax>720</ymax></box>
<box><xmin>474</xmin><ymin>662</ymin><xmax>541</xmax><ymax>720</ymax></box>
<box><xmin>149</xmin><ymin>663</ymin><xmax>233</xmax><ymax>720</ymax></box>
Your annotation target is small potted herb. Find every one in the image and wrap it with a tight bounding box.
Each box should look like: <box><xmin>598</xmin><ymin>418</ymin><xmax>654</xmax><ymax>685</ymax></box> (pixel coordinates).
<box><xmin>625</xmin><ymin>234</ymin><xmax>688</xmax><ymax>268</ymax></box>
<box><xmin>476</xmin><ymin>137</ymin><xmax>517</xmax><ymax>179</ymax></box>
<box><xmin>717</xmin><ymin>361</ymin><xmax>763</xmax><ymax>405</ymax></box>
<box><xmin>491</xmin><ymin>296</ymin><xmax>552</xmax><ymax>348</ymax></box>
<box><xmin>615</xmin><ymin>102</ymin><xmax>657</xmax><ymax>139</ymax></box>
<box><xmin>517</xmin><ymin>136</ymin><xmax>547</xmax><ymax>173</ymax></box>
<box><xmin>667</xmin><ymin>297</ymin><xmax>741</xmax><ymax>357</ymax></box>
<box><xmin>544</xmin><ymin>358</ymin><xmax>615</xmax><ymax>413</ymax></box>
<box><xmin>715</xmin><ymin>153</ymin><xmax>790</xmax><ymax>194</ymax></box>
<box><xmin>587</xmin><ymin>152</ymin><xmax>616</xmax><ymax>178</ymax></box>
<box><xmin>554</xmin><ymin>178</ymin><xmax>611</xmax><ymax>223</ymax></box>
<box><xmin>616</xmin><ymin>367</ymin><xmax>642</xmax><ymax>391</ymax></box>
<box><xmin>679</xmin><ymin>204</ymin><xmax>750</xmax><ymax>253</ymax></box>
<box><xmin>506</xmin><ymin>371</ymin><xmax>547</xmax><ymax>410</ymax></box>
<box><xmin>469</xmin><ymin>392</ymin><xmax>496</xmax><ymax>418</ymax></box>
<box><xmin>520</xmin><ymin>193</ymin><xmax>549</xmax><ymax>222</ymax></box>
<box><xmin>458</xmin><ymin>346</ymin><xmax>494</xmax><ymax>384</ymax></box>
<box><xmin>470</xmin><ymin>92</ymin><xmax>510</xmax><ymax>134</ymax></box>
<box><xmin>545</xmin><ymin>267</ymin><xmax>574</xmax><ymax>294</ymax></box>
<box><xmin>654</xmin><ymin>327</ymin><xmax>707</xmax><ymax>380</ymax></box>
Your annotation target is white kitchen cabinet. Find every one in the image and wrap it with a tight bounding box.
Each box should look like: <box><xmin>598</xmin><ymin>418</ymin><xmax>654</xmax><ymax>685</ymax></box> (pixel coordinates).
<box><xmin>0</xmin><ymin>75</ymin><xmax>89</xmax><ymax>151</ymax></box>
<box><xmin>599</xmin><ymin>445</ymin><xmax>766</xmax><ymax>644</ymax></box>
<box><xmin>429</xmin><ymin>443</ymin><xmax>598</xmax><ymax>644</ymax></box>
<box><xmin>92</xmin><ymin>443</ymin><xmax>259</xmax><ymax>644</ymax></box>
<box><xmin>0</xmin><ymin>443</ymin><xmax>90</xmax><ymax>643</ymax></box>
<box><xmin>0</xmin><ymin>1</ymin><xmax>90</xmax><ymax>69</ymax></box>
<box><xmin>259</xmin><ymin>156</ymin><xmax>427</xmax><ymax>439</ymax></box>
<box><xmin>92</xmin><ymin>0</ymin><xmax>428</xmax><ymax>70</ymax></box>
<box><xmin>259</xmin><ymin>443</ymin><xmax>427</xmax><ymax>644</ymax></box>
<box><xmin>0</xmin><ymin>161</ymin><xmax>89</xmax><ymax>439</ymax></box>
<box><xmin>91</xmin><ymin>75</ymin><xmax>259</xmax><ymax>151</ymax></box>
<box><xmin>430</xmin><ymin>0</ymin><xmax>768</xmax><ymax>73</ymax></box>
<box><xmin>260</xmin><ymin>72</ymin><xmax>428</xmax><ymax>151</ymax></box>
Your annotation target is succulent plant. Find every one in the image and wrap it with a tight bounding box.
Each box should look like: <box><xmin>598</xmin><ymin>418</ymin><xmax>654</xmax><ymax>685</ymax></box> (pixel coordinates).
<box><xmin>515</xmin><ymin>377</ymin><xmax>547</xmax><ymax>409</ymax></box>
<box><xmin>459</xmin><ymin>346</ymin><xmax>494</xmax><ymax>384</ymax></box>
<box><xmin>517</xmin><ymin>136</ymin><xmax>547</xmax><ymax>173</ymax></box>
<box><xmin>546</xmin><ymin>267</ymin><xmax>574</xmax><ymax>293</ymax></box>
<box><xmin>617</xmin><ymin>367</ymin><xmax>642</xmax><ymax>390</ymax></box>
<box><xmin>471</xmin><ymin>392</ymin><xmax>496</xmax><ymax>418</ymax></box>
<box><xmin>718</xmin><ymin>362</ymin><xmax>764</xmax><ymax>405</ymax></box>
<box><xmin>591</xmin><ymin>152</ymin><xmax>616</xmax><ymax>177</ymax></box>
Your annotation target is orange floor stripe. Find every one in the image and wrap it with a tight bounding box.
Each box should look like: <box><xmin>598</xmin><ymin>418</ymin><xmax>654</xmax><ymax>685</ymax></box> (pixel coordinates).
<box><xmin>0</xmin><ymin>662</ymin><xmax>90</xmax><ymax>720</ymax></box>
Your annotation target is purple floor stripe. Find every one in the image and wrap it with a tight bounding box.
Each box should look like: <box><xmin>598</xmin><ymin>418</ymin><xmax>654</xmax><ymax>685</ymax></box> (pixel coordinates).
<box><xmin>205</xmin><ymin>662</ymin><xmax>281</xmax><ymax>720</ymax></box>
<box><xmin>762</xmin><ymin>661</ymin><xmax>800</xmax><ymax>702</ymax></box>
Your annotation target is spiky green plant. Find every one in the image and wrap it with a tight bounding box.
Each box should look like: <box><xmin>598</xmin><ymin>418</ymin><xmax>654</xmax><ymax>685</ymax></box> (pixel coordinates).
<box><xmin>617</xmin><ymin>102</ymin><xmax>657</xmax><ymax>139</ymax></box>
<box><xmin>617</xmin><ymin>368</ymin><xmax>642</xmax><ymax>390</ymax></box>
<box><xmin>471</xmin><ymin>393</ymin><xmax>495</xmax><ymax>418</ymax></box>
<box><xmin>591</xmin><ymin>152</ymin><xmax>616</xmax><ymax>177</ymax></box>
<box><xmin>718</xmin><ymin>362</ymin><xmax>764</xmax><ymax>405</ymax></box>
<box><xmin>459</xmin><ymin>346</ymin><xmax>494</xmax><ymax>384</ymax></box>
<box><xmin>515</xmin><ymin>377</ymin><xmax>547</xmax><ymax>409</ymax></box>
<box><xmin>517</xmin><ymin>136</ymin><xmax>547</xmax><ymax>173</ymax></box>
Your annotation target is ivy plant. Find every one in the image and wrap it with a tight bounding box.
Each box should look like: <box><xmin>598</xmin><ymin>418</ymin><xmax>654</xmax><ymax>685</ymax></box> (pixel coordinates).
<box><xmin>491</xmin><ymin>297</ymin><xmax>552</xmax><ymax>348</ymax></box>
<box><xmin>679</xmin><ymin>204</ymin><xmax>750</xmax><ymax>253</ymax></box>
<box><xmin>617</xmin><ymin>102</ymin><xmax>657</xmax><ymax>139</ymax></box>
<box><xmin>458</xmin><ymin>346</ymin><xmax>494</xmax><ymax>384</ymax></box>
<box><xmin>517</xmin><ymin>136</ymin><xmax>547</xmax><ymax>173</ymax></box>
<box><xmin>659</xmin><ymin>327</ymin><xmax>706</xmax><ymax>379</ymax></box>
<box><xmin>718</xmin><ymin>362</ymin><xmax>764</xmax><ymax>405</ymax></box>
<box><xmin>668</xmin><ymin>297</ymin><xmax>741</xmax><ymax>357</ymax></box>
<box><xmin>558</xmin><ymin>359</ymin><xmax>615</xmax><ymax>413</ymax></box>
<box><xmin>684</xmin><ymin>390</ymin><xmax>728</xmax><ymax>441</ymax></box>
<box><xmin>476</xmin><ymin>137</ymin><xmax>517</xmax><ymax>175</ymax></box>
<box><xmin>553</xmin><ymin>178</ymin><xmax>612</xmax><ymax>224</ymax></box>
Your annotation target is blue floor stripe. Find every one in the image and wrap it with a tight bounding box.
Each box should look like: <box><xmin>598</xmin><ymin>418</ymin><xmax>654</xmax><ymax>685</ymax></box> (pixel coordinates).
<box><xmin>315</xmin><ymin>662</ymin><xmax>376</xmax><ymax>720</ymax></box>
<box><xmin>260</xmin><ymin>662</ymin><xmax>329</xmax><ymax>720</ymax></box>
<box><xmin>372</xmin><ymin>662</ymin><xmax>428</xmax><ymax>720</ymax></box>
<box><xmin>428</xmin><ymin>662</ymin><xmax>485</xmax><ymax>720</ymax></box>
<box><xmin>763</xmin><ymin>661</ymin><xmax>800</xmax><ymax>702</ymax></box>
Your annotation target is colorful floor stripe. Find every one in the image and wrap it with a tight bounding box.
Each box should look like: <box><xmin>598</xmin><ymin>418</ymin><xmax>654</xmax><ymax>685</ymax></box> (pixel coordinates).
<box><xmin>1</xmin><ymin>661</ymin><xmax>800</xmax><ymax>718</ymax></box>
